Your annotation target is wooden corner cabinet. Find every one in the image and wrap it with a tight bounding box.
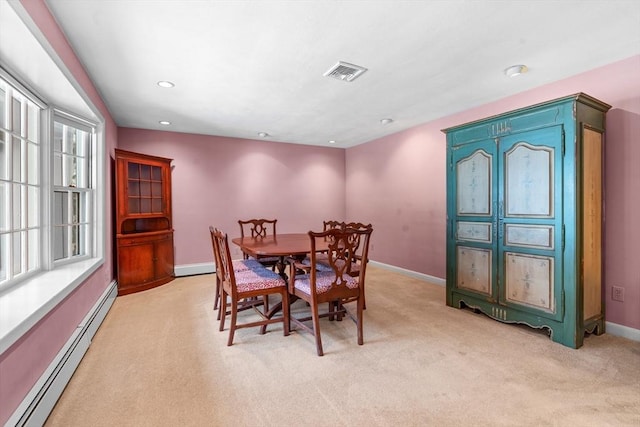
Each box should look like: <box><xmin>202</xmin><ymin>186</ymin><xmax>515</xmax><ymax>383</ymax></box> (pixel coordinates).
<box><xmin>115</xmin><ymin>149</ymin><xmax>175</xmax><ymax>295</ymax></box>
<box><xmin>443</xmin><ymin>93</ymin><xmax>610</xmax><ymax>348</ymax></box>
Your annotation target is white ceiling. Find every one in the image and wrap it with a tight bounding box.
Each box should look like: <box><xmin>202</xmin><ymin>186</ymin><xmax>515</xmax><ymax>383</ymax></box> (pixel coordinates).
<box><xmin>43</xmin><ymin>0</ymin><xmax>640</xmax><ymax>148</ymax></box>
<box><xmin>0</xmin><ymin>1</ymin><xmax>99</xmax><ymax>121</ymax></box>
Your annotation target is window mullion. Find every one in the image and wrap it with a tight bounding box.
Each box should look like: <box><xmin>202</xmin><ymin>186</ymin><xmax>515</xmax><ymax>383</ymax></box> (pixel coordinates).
<box><xmin>66</xmin><ymin>188</ymin><xmax>72</xmax><ymax>258</ymax></box>
<box><xmin>41</xmin><ymin>109</ymin><xmax>53</xmax><ymax>271</ymax></box>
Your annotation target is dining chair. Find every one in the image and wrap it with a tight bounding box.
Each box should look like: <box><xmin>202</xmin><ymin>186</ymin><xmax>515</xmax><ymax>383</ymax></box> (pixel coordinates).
<box><xmin>238</xmin><ymin>218</ymin><xmax>280</xmax><ymax>270</ymax></box>
<box><xmin>209</xmin><ymin>226</ymin><xmax>267</xmax><ymax>320</ymax></box>
<box><xmin>212</xmin><ymin>227</ymin><xmax>290</xmax><ymax>346</ymax></box>
<box><xmin>312</xmin><ymin>221</ymin><xmax>373</xmax><ymax>309</ymax></box>
<box><xmin>287</xmin><ymin>226</ymin><xmax>372</xmax><ymax>356</ymax></box>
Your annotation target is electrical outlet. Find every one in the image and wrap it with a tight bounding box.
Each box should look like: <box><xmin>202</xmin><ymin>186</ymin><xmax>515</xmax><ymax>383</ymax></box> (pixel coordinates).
<box><xmin>612</xmin><ymin>286</ymin><xmax>625</xmax><ymax>302</ymax></box>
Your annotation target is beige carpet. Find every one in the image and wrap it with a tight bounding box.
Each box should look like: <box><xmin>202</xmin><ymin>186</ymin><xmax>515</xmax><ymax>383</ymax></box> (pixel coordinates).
<box><xmin>45</xmin><ymin>266</ymin><xmax>640</xmax><ymax>427</ymax></box>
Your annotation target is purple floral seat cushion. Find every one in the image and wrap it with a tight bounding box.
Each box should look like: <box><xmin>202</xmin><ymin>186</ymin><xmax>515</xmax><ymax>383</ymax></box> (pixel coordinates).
<box><xmin>293</xmin><ymin>271</ymin><xmax>359</xmax><ymax>295</ymax></box>
<box><xmin>233</xmin><ymin>268</ymin><xmax>286</xmax><ymax>292</ymax></box>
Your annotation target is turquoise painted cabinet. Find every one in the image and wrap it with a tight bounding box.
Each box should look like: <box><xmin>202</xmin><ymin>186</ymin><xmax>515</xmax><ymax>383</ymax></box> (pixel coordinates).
<box><xmin>443</xmin><ymin>93</ymin><xmax>610</xmax><ymax>348</ymax></box>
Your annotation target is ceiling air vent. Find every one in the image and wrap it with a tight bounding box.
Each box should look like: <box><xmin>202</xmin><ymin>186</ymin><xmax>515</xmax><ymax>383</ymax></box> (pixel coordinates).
<box><xmin>323</xmin><ymin>61</ymin><xmax>368</xmax><ymax>82</ymax></box>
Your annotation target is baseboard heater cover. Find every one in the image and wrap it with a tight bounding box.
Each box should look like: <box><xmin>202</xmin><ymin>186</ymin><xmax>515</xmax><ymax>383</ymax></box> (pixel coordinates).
<box><xmin>6</xmin><ymin>280</ymin><xmax>117</xmax><ymax>427</ymax></box>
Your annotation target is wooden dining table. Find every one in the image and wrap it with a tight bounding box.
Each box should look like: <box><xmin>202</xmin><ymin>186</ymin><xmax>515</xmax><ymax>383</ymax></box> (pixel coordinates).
<box><xmin>231</xmin><ymin>232</ymin><xmax>330</xmax><ymax>277</ymax></box>
<box><xmin>232</xmin><ymin>232</ymin><xmax>328</xmax><ymax>259</ymax></box>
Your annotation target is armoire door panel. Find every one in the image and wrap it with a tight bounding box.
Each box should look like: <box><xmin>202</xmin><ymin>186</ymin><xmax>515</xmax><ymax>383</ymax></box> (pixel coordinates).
<box><xmin>457</xmin><ymin>221</ymin><xmax>492</xmax><ymax>243</ymax></box>
<box><xmin>457</xmin><ymin>246</ymin><xmax>493</xmax><ymax>296</ymax></box>
<box><xmin>504</xmin><ymin>252</ymin><xmax>555</xmax><ymax>313</ymax></box>
<box><xmin>504</xmin><ymin>142</ymin><xmax>554</xmax><ymax>217</ymax></box>
<box><xmin>504</xmin><ymin>224</ymin><xmax>554</xmax><ymax>250</ymax></box>
<box><xmin>456</xmin><ymin>149</ymin><xmax>493</xmax><ymax>216</ymax></box>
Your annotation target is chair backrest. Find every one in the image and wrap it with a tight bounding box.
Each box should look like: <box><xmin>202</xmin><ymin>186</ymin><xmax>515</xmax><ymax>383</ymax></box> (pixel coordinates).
<box><xmin>211</xmin><ymin>227</ymin><xmax>237</xmax><ymax>297</ymax></box>
<box><xmin>209</xmin><ymin>226</ymin><xmax>223</xmax><ymax>281</ymax></box>
<box><xmin>238</xmin><ymin>218</ymin><xmax>277</xmax><ymax>238</ymax></box>
<box><xmin>323</xmin><ymin>220</ymin><xmax>343</xmax><ymax>231</ymax></box>
<box><xmin>322</xmin><ymin>221</ymin><xmax>372</xmax><ymax>267</ymax></box>
<box><xmin>343</xmin><ymin>222</ymin><xmax>372</xmax><ymax>266</ymax></box>
<box><xmin>307</xmin><ymin>226</ymin><xmax>373</xmax><ymax>298</ymax></box>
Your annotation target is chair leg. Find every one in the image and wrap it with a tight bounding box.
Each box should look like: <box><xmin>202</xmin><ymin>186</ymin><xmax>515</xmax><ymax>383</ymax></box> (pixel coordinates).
<box><xmin>214</xmin><ymin>276</ymin><xmax>221</xmax><ymax>312</ymax></box>
<box><xmin>258</xmin><ymin>296</ymin><xmax>268</xmax><ymax>335</ymax></box>
<box><xmin>219</xmin><ymin>290</ymin><xmax>227</xmax><ymax>331</ymax></box>
<box><xmin>357</xmin><ymin>296</ymin><xmax>364</xmax><ymax>345</ymax></box>
<box><xmin>362</xmin><ymin>283</ymin><xmax>367</xmax><ymax>310</ymax></box>
<box><xmin>282</xmin><ymin>290</ymin><xmax>290</xmax><ymax>337</ymax></box>
<box><xmin>227</xmin><ymin>300</ymin><xmax>238</xmax><ymax>346</ymax></box>
<box><xmin>311</xmin><ymin>303</ymin><xmax>324</xmax><ymax>356</ymax></box>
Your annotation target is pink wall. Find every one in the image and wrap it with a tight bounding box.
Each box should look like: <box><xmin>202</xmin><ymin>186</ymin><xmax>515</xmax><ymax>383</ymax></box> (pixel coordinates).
<box><xmin>0</xmin><ymin>1</ymin><xmax>117</xmax><ymax>424</ymax></box>
<box><xmin>346</xmin><ymin>125</ymin><xmax>446</xmax><ymax>276</ymax></box>
<box><xmin>1</xmin><ymin>1</ymin><xmax>637</xmax><ymax>423</ymax></box>
<box><xmin>347</xmin><ymin>55</ymin><xmax>640</xmax><ymax>330</ymax></box>
<box><xmin>117</xmin><ymin>128</ymin><xmax>346</xmax><ymax>263</ymax></box>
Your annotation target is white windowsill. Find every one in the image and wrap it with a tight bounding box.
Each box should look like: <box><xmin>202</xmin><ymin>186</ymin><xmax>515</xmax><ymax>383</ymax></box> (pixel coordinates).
<box><xmin>0</xmin><ymin>258</ymin><xmax>103</xmax><ymax>355</ymax></box>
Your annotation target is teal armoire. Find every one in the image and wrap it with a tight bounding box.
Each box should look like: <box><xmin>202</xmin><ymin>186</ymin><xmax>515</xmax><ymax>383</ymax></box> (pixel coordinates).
<box><xmin>443</xmin><ymin>93</ymin><xmax>610</xmax><ymax>348</ymax></box>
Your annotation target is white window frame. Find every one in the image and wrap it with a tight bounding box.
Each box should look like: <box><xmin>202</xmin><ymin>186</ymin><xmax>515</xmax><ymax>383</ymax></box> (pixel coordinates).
<box><xmin>51</xmin><ymin>110</ymin><xmax>96</xmax><ymax>266</ymax></box>
<box><xmin>0</xmin><ymin>66</ymin><xmax>105</xmax><ymax>355</ymax></box>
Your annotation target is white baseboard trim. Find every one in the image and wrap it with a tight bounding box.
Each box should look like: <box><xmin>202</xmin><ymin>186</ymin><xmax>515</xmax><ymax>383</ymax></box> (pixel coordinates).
<box><xmin>606</xmin><ymin>321</ymin><xmax>640</xmax><ymax>342</ymax></box>
<box><xmin>370</xmin><ymin>260</ymin><xmax>446</xmax><ymax>286</ymax></box>
<box><xmin>174</xmin><ymin>262</ymin><xmax>215</xmax><ymax>277</ymax></box>
<box><xmin>6</xmin><ymin>280</ymin><xmax>117</xmax><ymax>427</ymax></box>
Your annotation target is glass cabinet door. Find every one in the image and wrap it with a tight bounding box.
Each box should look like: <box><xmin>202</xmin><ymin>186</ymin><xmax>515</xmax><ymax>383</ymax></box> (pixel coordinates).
<box><xmin>126</xmin><ymin>161</ymin><xmax>165</xmax><ymax>215</ymax></box>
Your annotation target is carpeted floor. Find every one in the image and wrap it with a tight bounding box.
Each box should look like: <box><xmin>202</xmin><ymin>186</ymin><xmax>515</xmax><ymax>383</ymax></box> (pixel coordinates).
<box><xmin>45</xmin><ymin>266</ymin><xmax>640</xmax><ymax>426</ymax></box>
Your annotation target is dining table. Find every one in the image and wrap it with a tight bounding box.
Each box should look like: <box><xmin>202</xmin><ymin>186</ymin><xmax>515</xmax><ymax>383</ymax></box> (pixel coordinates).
<box><xmin>231</xmin><ymin>232</ymin><xmax>330</xmax><ymax>276</ymax></box>
<box><xmin>231</xmin><ymin>232</ymin><xmax>328</xmax><ymax>259</ymax></box>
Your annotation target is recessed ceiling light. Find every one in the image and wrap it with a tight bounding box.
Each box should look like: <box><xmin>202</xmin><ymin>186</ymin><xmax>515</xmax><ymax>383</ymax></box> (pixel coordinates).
<box><xmin>380</xmin><ymin>118</ymin><xmax>393</xmax><ymax>125</ymax></box>
<box><xmin>159</xmin><ymin>120</ymin><xmax>171</xmax><ymax>125</ymax></box>
<box><xmin>328</xmin><ymin>140</ymin><xmax>336</xmax><ymax>144</ymax></box>
<box><xmin>504</xmin><ymin>64</ymin><xmax>528</xmax><ymax>77</ymax></box>
<box><xmin>258</xmin><ymin>132</ymin><xmax>269</xmax><ymax>138</ymax></box>
<box><xmin>157</xmin><ymin>81</ymin><xmax>175</xmax><ymax>88</ymax></box>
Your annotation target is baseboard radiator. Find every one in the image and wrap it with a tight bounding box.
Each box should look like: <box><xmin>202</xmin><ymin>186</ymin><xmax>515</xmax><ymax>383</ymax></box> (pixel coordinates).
<box><xmin>6</xmin><ymin>281</ymin><xmax>117</xmax><ymax>427</ymax></box>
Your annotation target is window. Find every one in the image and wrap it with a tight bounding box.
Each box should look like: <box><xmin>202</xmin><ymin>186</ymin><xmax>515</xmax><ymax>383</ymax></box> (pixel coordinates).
<box><xmin>0</xmin><ymin>77</ymin><xmax>42</xmax><ymax>286</ymax></box>
<box><xmin>0</xmin><ymin>74</ymin><xmax>98</xmax><ymax>291</ymax></box>
<box><xmin>53</xmin><ymin>114</ymin><xmax>94</xmax><ymax>262</ymax></box>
